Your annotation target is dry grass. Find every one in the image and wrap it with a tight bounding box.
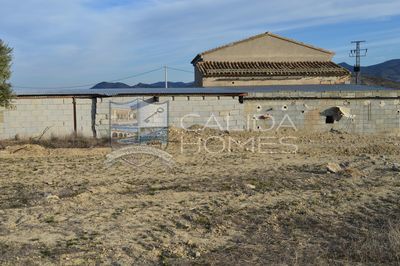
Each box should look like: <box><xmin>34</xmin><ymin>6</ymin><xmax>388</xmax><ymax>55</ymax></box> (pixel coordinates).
<box><xmin>389</xmin><ymin>222</ymin><xmax>400</xmax><ymax>261</ymax></box>
<box><xmin>0</xmin><ymin>134</ymin><xmax>109</xmax><ymax>149</ymax></box>
<box><xmin>0</xmin><ymin>130</ymin><xmax>399</xmax><ymax>265</ymax></box>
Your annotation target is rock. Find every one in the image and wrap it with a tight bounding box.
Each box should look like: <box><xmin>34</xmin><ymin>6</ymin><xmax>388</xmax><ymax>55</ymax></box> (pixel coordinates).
<box><xmin>46</xmin><ymin>195</ymin><xmax>60</xmax><ymax>202</ymax></box>
<box><xmin>6</xmin><ymin>144</ymin><xmax>46</xmax><ymax>155</ymax></box>
<box><xmin>326</xmin><ymin>163</ymin><xmax>342</xmax><ymax>173</ymax></box>
<box><xmin>342</xmin><ymin>167</ymin><xmax>363</xmax><ymax>178</ymax></box>
<box><xmin>392</xmin><ymin>163</ymin><xmax>400</xmax><ymax>172</ymax></box>
<box><xmin>330</xmin><ymin>128</ymin><xmax>343</xmax><ymax>134</ymax></box>
<box><xmin>195</xmin><ymin>251</ymin><xmax>201</xmax><ymax>257</ymax></box>
<box><xmin>339</xmin><ymin>162</ymin><xmax>350</xmax><ymax>168</ymax></box>
<box><xmin>176</xmin><ymin>221</ymin><xmax>190</xmax><ymax>229</ymax></box>
<box><xmin>245</xmin><ymin>184</ymin><xmax>256</xmax><ymax>189</ymax></box>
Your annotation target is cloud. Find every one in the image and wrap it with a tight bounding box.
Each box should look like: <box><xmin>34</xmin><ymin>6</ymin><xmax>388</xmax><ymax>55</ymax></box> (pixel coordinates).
<box><xmin>0</xmin><ymin>0</ymin><xmax>399</xmax><ymax>87</ymax></box>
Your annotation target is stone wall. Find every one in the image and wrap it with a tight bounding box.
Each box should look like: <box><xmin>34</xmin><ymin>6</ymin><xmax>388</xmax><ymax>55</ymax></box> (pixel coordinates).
<box><xmin>200</xmin><ymin>76</ymin><xmax>350</xmax><ymax>87</ymax></box>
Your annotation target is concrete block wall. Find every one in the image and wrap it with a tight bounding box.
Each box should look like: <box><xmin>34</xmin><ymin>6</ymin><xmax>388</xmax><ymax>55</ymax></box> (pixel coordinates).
<box><xmin>0</xmin><ymin>97</ymin><xmax>95</xmax><ymax>140</ymax></box>
<box><xmin>95</xmin><ymin>96</ymin><xmax>141</xmax><ymax>138</ymax></box>
<box><xmin>244</xmin><ymin>90</ymin><xmax>400</xmax><ymax>134</ymax></box>
<box><xmin>161</xmin><ymin>95</ymin><xmax>245</xmax><ymax>131</ymax></box>
<box><xmin>75</xmin><ymin>98</ymin><xmax>94</xmax><ymax>137</ymax></box>
<box><xmin>1</xmin><ymin>90</ymin><xmax>399</xmax><ymax>140</ymax></box>
<box><xmin>94</xmin><ymin>95</ymin><xmax>245</xmax><ymax>138</ymax></box>
<box><xmin>0</xmin><ymin>95</ymin><xmax>242</xmax><ymax>140</ymax></box>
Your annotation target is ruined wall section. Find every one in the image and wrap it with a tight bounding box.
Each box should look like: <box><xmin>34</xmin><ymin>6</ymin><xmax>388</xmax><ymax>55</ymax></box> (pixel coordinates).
<box><xmin>244</xmin><ymin>90</ymin><xmax>400</xmax><ymax>134</ymax></box>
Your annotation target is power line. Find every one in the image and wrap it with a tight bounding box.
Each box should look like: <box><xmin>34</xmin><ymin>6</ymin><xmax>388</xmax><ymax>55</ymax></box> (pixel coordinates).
<box><xmin>349</xmin><ymin>41</ymin><xmax>367</xmax><ymax>85</ymax></box>
<box><xmin>13</xmin><ymin>67</ymin><xmax>164</xmax><ymax>89</ymax></box>
<box><xmin>163</xmin><ymin>66</ymin><xmax>194</xmax><ymax>88</ymax></box>
<box><xmin>105</xmin><ymin>67</ymin><xmax>164</xmax><ymax>83</ymax></box>
<box><xmin>13</xmin><ymin>65</ymin><xmax>194</xmax><ymax>90</ymax></box>
<box><xmin>166</xmin><ymin>66</ymin><xmax>194</xmax><ymax>74</ymax></box>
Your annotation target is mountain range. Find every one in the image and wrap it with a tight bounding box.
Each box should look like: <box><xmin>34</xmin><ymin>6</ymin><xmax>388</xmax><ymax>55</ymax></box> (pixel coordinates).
<box><xmin>92</xmin><ymin>81</ymin><xmax>193</xmax><ymax>89</ymax></box>
<box><xmin>338</xmin><ymin>59</ymin><xmax>400</xmax><ymax>82</ymax></box>
<box><xmin>91</xmin><ymin>59</ymin><xmax>400</xmax><ymax>89</ymax></box>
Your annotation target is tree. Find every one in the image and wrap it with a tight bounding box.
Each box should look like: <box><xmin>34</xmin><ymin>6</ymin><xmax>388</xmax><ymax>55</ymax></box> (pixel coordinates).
<box><xmin>0</xmin><ymin>39</ymin><xmax>13</xmax><ymax>107</ymax></box>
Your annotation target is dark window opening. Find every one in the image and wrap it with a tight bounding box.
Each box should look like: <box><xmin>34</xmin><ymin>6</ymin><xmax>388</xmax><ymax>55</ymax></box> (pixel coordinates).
<box><xmin>326</xmin><ymin>116</ymin><xmax>335</xmax><ymax>124</ymax></box>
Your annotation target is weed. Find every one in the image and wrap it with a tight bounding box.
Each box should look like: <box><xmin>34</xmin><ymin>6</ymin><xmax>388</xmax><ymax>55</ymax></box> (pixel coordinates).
<box><xmin>43</xmin><ymin>215</ymin><xmax>55</xmax><ymax>224</ymax></box>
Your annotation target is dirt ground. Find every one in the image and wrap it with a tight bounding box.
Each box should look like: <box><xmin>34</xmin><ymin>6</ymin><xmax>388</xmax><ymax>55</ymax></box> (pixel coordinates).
<box><xmin>0</xmin><ymin>129</ymin><xmax>400</xmax><ymax>265</ymax></box>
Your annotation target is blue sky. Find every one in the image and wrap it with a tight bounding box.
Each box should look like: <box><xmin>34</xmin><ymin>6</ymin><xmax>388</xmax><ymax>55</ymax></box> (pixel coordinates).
<box><xmin>1</xmin><ymin>0</ymin><xmax>400</xmax><ymax>88</ymax></box>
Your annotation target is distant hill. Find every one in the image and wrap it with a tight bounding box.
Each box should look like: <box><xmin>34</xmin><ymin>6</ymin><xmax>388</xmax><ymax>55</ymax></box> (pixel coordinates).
<box><xmin>359</xmin><ymin>76</ymin><xmax>400</xmax><ymax>89</ymax></box>
<box><xmin>92</xmin><ymin>59</ymin><xmax>400</xmax><ymax>89</ymax></box>
<box><xmin>93</xmin><ymin>82</ymin><xmax>131</xmax><ymax>89</ymax></box>
<box><xmin>339</xmin><ymin>59</ymin><xmax>400</xmax><ymax>82</ymax></box>
<box><xmin>91</xmin><ymin>81</ymin><xmax>194</xmax><ymax>89</ymax></box>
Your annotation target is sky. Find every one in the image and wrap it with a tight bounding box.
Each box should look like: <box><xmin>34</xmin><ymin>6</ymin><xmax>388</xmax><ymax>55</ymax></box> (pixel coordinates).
<box><xmin>1</xmin><ymin>0</ymin><xmax>400</xmax><ymax>88</ymax></box>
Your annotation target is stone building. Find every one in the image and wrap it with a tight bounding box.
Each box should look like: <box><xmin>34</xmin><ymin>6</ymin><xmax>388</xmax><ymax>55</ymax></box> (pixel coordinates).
<box><xmin>111</xmin><ymin>108</ymin><xmax>137</xmax><ymax>123</ymax></box>
<box><xmin>1</xmin><ymin>33</ymin><xmax>398</xmax><ymax>140</ymax></box>
<box><xmin>191</xmin><ymin>32</ymin><xmax>351</xmax><ymax>87</ymax></box>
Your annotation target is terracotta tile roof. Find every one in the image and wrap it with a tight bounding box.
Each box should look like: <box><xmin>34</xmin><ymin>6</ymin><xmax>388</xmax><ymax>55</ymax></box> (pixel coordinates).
<box><xmin>196</xmin><ymin>61</ymin><xmax>350</xmax><ymax>78</ymax></box>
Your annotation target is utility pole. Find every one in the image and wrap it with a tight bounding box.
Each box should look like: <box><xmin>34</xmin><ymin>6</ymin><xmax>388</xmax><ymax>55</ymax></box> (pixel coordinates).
<box><xmin>164</xmin><ymin>65</ymin><xmax>168</xmax><ymax>89</ymax></box>
<box><xmin>349</xmin><ymin>41</ymin><xmax>367</xmax><ymax>84</ymax></box>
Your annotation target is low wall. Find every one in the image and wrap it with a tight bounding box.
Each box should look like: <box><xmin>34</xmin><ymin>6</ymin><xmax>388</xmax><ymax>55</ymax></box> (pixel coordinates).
<box><xmin>95</xmin><ymin>95</ymin><xmax>244</xmax><ymax>138</ymax></box>
<box><xmin>0</xmin><ymin>98</ymin><xmax>93</xmax><ymax>140</ymax></box>
<box><xmin>244</xmin><ymin>90</ymin><xmax>400</xmax><ymax>134</ymax></box>
<box><xmin>0</xmin><ymin>95</ymin><xmax>244</xmax><ymax>140</ymax></box>
<box><xmin>1</xmin><ymin>89</ymin><xmax>399</xmax><ymax>140</ymax></box>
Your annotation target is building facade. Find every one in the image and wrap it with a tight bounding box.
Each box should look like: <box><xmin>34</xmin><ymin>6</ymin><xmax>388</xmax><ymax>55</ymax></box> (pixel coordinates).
<box><xmin>192</xmin><ymin>32</ymin><xmax>351</xmax><ymax>87</ymax></box>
